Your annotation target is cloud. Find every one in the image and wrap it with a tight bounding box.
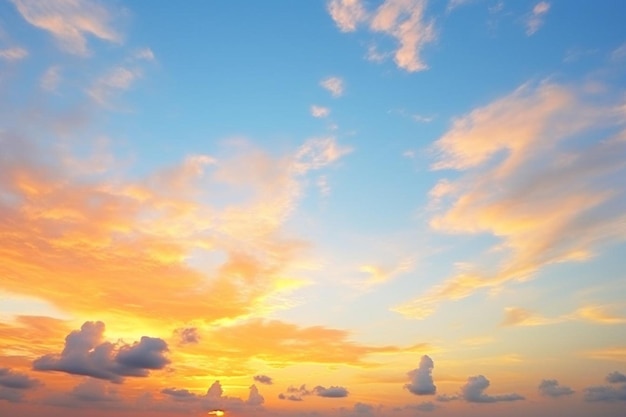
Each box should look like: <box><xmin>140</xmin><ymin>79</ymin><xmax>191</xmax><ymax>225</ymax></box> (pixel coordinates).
<box><xmin>436</xmin><ymin>394</ymin><xmax>459</xmax><ymax>402</ymax></box>
<box><xmin>253</xmin><ymin>375</ymin><xmax>273</xmax><ymax>385</ymax></box>
<box><xmin>0</xmin><ymin>47</ymin><xmax>28</xmax><ymax>61</ymax></box>
<box><xmin>360</xmin><ymin>257</ymin><xmax>415</xmax><ymax>287</ymax></box>
<box><xmin>462</xmin><ymin>375</ymin><xmax>524</xmax><ymax>403</ymax></box>
<box><xmin>501</xmin><ymin>307</ymin><xmax>562</xmax><ymax>326</ymax></box>
<box><xmin>394</xmin><ymin>80</ymin><xmax>626</xmax><ymax>319</ymax></box>
<box><xmin>314</xmin><ymin>385</ymin><xmax>349</xmax><ymax>398</ymax></box>
<box><xmin>11</xmin><ymin>0</ymin><xmax>121</xmax><ymax>55</ymax></box>
<box><xmin>0</xmin><ymin>368</ymin><xmax>41</xmax><ymax>390</ymax></box>
<box><xmin>405</xmin><ymin>355</ymin><xmax>436</xmax><ymax>395</ymax></box>
<box><xmin>583</xmin><ymin>347</ymin><xmax>626</xmax><ymax>362</ymax></box>
<box><xmin>200</xmin><ymin>381</ymin><xmax>264</xmax><ymax>412</ymax></box>
<box><xmin>161</xmin><ymin>388</ymin><xmax>198</xmax><ymax>402</ymax></box>
<box><xmin>247</xmin><ymin>384</ymin><xmax>264</xmax><ymax>406</ymax></box>
<box><xmin>70</xmin><ymin>379</ymin><xmax>121</xmax><ymax>403</ymax></box>
<box><xmin>328</xmin><ymin>0</ymin><xmax>435</xmax><ymax>72</ymax></box>
<box><xmin>327</xmin><ymin>0</ymin><xmax>368</xmax><ymax>32</ymax></box>
<box><xmin>584</xmin><ymin>384</ymin><xmax>626</xmax><ymax>402</ymax></box>
<box><xmin>88</xmin><ymin>66</ymin><xmax>142</xmax><ymax>105</ymax></box>
<box><xmin>575</xmin><ymin>305</ymin><xmax>626</xmax><ymax>324</ymax></box>
<box><xmin>311</xmin><ymin>105</ymin><xmax>331</xmax><ymax>118</ymax></box>
<box><xmin>538</xmin><ymin>379</ymin><xmax>574</xmax><ymax>397</ymax></box>
<box><xmin>607</xmin><ymin>372</ymin><xmax>626</xmax><ymax>384</ymax></box>
<box><xmin>294</xmin><ymin>137</ymin><xmax>352</xmax><ymax>173</ymax></box>
<box><xmin>525</xmin><ymin>2</ymin><xmax>550</xmax><ymax>36</ymax></box>
<box><xmin>354</xmin><ymin>402</ymin><xmax>374</xmax><ymax>414</ymax></box>
<box><xmin>320</xmin><ymin>76</ymin><xmax>344</xmax><ymax>97</ymax></box>
<box><xmin>174</xmin><ymin>327</ymin><xmax>200</xmax><ymax>345</ymax></box>
<box><xmin>33</xmin><ymin>321</ymin><xmax>169</xmax><ymax>383</ymax></box>
<box><xmin>405</xmin><ymin>401</ymin><xmax>436</xmax><ymax>411</ymax></box>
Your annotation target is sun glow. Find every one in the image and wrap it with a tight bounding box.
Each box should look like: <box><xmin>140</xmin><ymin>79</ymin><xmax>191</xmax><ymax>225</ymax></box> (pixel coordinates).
<box><xmin>208</xmin><ymin>411</ymin><xmax>225</xmax><ymax>416</ymax></box>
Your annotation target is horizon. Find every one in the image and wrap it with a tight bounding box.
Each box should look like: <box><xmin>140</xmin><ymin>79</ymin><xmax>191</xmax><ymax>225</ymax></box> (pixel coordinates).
<box><xmin>1</xmin><ymin>1</ymin><xmax>625</xmax><ymax>416</ymax></box>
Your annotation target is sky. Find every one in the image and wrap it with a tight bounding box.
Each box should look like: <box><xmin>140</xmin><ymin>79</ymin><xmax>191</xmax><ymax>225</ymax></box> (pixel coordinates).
<box><xmin>1</xmin><ymin>0</ymin><xmax>626</xmax><ymax>416</ymax></box>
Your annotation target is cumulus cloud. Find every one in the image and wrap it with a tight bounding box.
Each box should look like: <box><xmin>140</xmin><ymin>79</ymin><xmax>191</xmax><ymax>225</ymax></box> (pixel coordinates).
<box><xmin>247</xmin><ymin>384</ymin><xmax>265</xmax><ymax>406</ymax></box>
<box><xmin>405</xmin><ymin>355</ymin><xmax>436</xmax><ymax>395</ymax></box>
<box><xmin>394</xmin><ymin>80</ymin><xmax>626</xmax><ymax>319</ymax></box>
<box><xmin>33</xmin><ymin>321</ymin><xmax>169</xmax><ymax>383</ymax></box>
<box><xmin>161</xmin><ymin>388</ymin><xmax>198</xmax><ymax>402</ymax></box>
<box><xmin>314</xmin><ymin>385</ymin><xmax>349</xmax><ymax>398</ymax></box>
<box><xmin>525</xmin><ymin>2</ymin><xmax>550</xmax><ymax>36</ymax></box>
<box><xmin>584</xmin><ymin>385</ymin><xmax>626</xmax><ymax>402</ymax></box>
<box><xmin>462</xmin><ymin>375</ymin><xmax>524</xmax><ymax>403</ymax></box>
<box><xmin>0</xmin><ymin>368</ymin><xmax>41</xmax><ymax>390</ymax></box>
<box><xmin>311</xmin><ymin>105</ymin><xmax>331</xmax><ymax>118</ymax></box>
<box><xmin>0</xmin><ymin>47</ymin><xmax>28</xmax><ymax>61</ymax></box>
<box><xmin>253</xmin><ymin>375</ymin><xmax>273</xmax><ymax>385</ymax></box>
<box><xmin>328</xmin><ymin>0</ymin><xmax>435</xmax><ymax>72</ymax></box>
<box><xmin>320</xmin><ymin>76</ymin><xmax>344</xmax><ymax>97</ymax></box>
<box><xmin>607</xmin><ymin>371</ymin><xmax>626</xmax><ymax>384</ymax></box>
<box><xmin>11</xmin><ymin>0</ymin><xmax>121</xmax><ymax>55</ymax></box>
<box><xmin>538</xmin><ymin>379</ymin><xmax>574</xmax><ymax>397</ymax></box>
<box><xmin>354</xmin><ymin>402</ymin><xmax>374</xmax><ymax>414</ymax></box>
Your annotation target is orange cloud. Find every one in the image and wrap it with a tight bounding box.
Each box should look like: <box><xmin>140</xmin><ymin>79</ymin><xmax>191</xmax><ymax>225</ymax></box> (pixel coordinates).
<box><xmin>395</xmin><ymin>81</ymin><xmax>626</xmax><ymax>318</ymax></box>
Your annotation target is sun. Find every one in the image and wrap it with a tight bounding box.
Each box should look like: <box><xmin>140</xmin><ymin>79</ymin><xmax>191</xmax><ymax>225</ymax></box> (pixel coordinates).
<box><xmin>208</xmin><ymin>411</ymin><xmax>225</xmax><ymax>416</ymax></box>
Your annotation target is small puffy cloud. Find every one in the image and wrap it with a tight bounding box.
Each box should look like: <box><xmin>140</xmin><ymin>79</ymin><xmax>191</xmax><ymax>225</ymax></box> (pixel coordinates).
<box><xmin>200</xmin><ymin>381</ymin><xmax>263</xmax><ymax>412</ymax></box>
<box><xmin>320</xmin><ymin>76</ymin><xmax>344</xmax><ymax>97</ymax></box>
<box><xmin>0</xmin><ymin>47</ymin><xmax>28</xmax><ymax>61</ymax></box>
<box><xmin>314</xmin><ymin>385</ymin><xmax>349</xmax><ymax>398</ymax></box>
<box><xmin>11</xmin><ymin>0</ymin><xmax>121</xmax><ymax>55</ymax></box>
<box><xmin>525</xmin><ymin>2</ymin><xmax>550</xmax><ymax>36</ymax></box>
<box><xmin>538</xmin><ymin>379</ymin><xmax>574</xmax><ymax>398</ymax></box>
<box><xmin>327</xmin><ymin>0</ymin><xmax>368</xmax><ymax>32</ymax></box>
<box><xmin>405</xmin><ymin>355</ymin><xmax>436</xmax><ymax>395</ymax></box>
<box><xmin>175</xmin><ymin>327</ymin><xmax>200</xmax><ymax>345</ymax></box>
<box><xmin>607</xmin><ymin>371</ymin><xmax>626</xmax><ymax>384</ymax></box>
<box><xmin>0</xmin><ymin>368</ymin><xmax>41</xmax><ymax>390</ymax></box>
<box><xmin>436</xmin><ymin>394</ymin><xmax>459</xmax><ymax>402</ymax></box>
<box><xmin>311</xmin><ymin>105</ymin><xmax>331</xmax><ymax>118</ymax></box>
<box><xmin>253</xmin><ymin>375</ymin><xmax>273</xmax><ymax>385</ymax></box>
<box><xmin>462</xmin><ymin>375</ymin><xmax>524</xmax><ymax>403</ymax></box>
<box><xmin>33</xmin><ymin>321</ymin><xmax>169</xmax><ymax>383</ymax></box>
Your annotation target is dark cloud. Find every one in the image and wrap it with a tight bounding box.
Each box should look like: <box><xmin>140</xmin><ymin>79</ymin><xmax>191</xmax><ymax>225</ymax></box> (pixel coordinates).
<box><xmin>354</xmin><ymin>402</ymin><xmax>374</xmax><ymax>414</ymax></box>
<box><xmin>538</xmin><ymin>379</ymin><xmax>574</xmax><ymax>397</ymax></box>
<box><xmin>254</xmin><ymin>374</ymin><xmax>273</xmax><ymax>385</ymax></box>
<box><xmin>71</xmin><ymin>379</ymin><xmax>121</xmax><ymax>403</ymax></box>
<box><xmin>462</xmin><ymin>375</ymin><xmax>524</xmax><ymax>403</ymax></box>
<box><xmin>436</xmin><ymin>394</ymin><xmax>459</xmax><ymax>402</ymax></box>
<box><xmin>607</xmin><ymin>371</ymin><xmax>626</xmax><ymax>384</ymax></box>
<box><xmin>174</xmin><ymin>327</ymin><xmax>200</xmax><ymax>345</ymax></box>
<box><xmin>584</xmin><ymin>385</ymin><xmax>626</xmax><ymax>402</ymax></box>
<box><xmin>405</xmin><ymin>355</ymin><xmax>436</xmax><ymax>395</ymax></box>
<box><xmin>199</xmin><ymin>380</ymin><xmax>264</xmax><ymax>412</ymax></box>
<box><xmin>161</xmin><ymin>388</ymin><xmax>199</xmax><ymax>402</ymax></box>
<box><xmin>0</xmin><ymin>388</ymin><xmax>23</xmax><ymax>403</ymax></box>
<box><xmin>33</xmin><ymin>321</ymin><xmax>169</xmax><ymax>383</ymax></box>
<box><xmin>278</xmin><ymin>383</ymin><xmax>348</xmax><ymax>400</ymax></box>
<box><xmin>0</xmin><ymin>368</ymin><xmax>41</xmax><ymax>390</ymax></box>
<box><xmin>314</xmin><ymin>385</ymin><xmax>349</xmax><ymax>398</ymax></box>
<box><xmin>116</xmin><ymin>337</ymin><xmax>170</xmax><ymax>373</ymax></box>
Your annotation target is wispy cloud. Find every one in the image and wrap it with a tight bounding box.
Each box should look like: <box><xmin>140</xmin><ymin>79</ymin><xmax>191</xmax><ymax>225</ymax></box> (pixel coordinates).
<box><xmin>525</xmin><ymin>2</ymin><xmax>550</xmax><ymax>36</ymax></box>
<box><xmin>0</xmin><ymin>47</ymin><xmax>28</xmax><ymax>61</ymax></box>
<box><xmin>328</xmin><ymin>0</ymin><xmax>435</xmax><ymax>72</ymax></box>
<box><xmin>40</xmin><ymin>65</ymin><xmax>62</xmax><ymax>91</ymax></box>
<box><xmin>395</xmin><ymin>80</ymin><xmax>626</xmax><ymax>319</ymax></box>
<box><xmin>320</xmin><ymin>76</ymin><xmax>345</xmax><ymax>97</ymax></box>
<box><xmin>11</xmin><ymin>0</ymin><xmax>121</xmax><ymax>55</ymax></box>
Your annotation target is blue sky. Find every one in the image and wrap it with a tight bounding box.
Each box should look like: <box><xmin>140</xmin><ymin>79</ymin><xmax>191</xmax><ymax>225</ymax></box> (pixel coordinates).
<box><xmin>1</xmin><ymin>1</ymin><xmax>626</xmax><ymax>416</ymax></box>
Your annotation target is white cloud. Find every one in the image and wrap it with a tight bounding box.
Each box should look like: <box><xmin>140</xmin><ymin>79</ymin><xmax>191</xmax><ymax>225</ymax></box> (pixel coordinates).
<box><xmin>327</xmin><ymin>0</ymin><xmax>368</xmax><ymax>32</ymax></box>
<box><xmin>525</xmin><ymin>1</ymin><xmax>550</xmax><ymax>36</ymax></box>
<box><xmin>320</xmin><ymin>76</ymin><xmax>344</xmax><ymax>97</ymax></box>
<box><xmin>88</xmin><ymin>66</ymin><xmax>142</xmax><ymax>105</ymax></box>
<box><xmin>310</xmin><ymin>105</ymin><xmax>331</xmax><ymax>118</ymax></box>
<box><xmin>0</xmin><ymin>47</ymin><xmax>28</xmax><ymax>61</ymax></box>
<box><xmin>328</xmin><ymin>0</ymin><xmax>436</xmax><ymax>72</ymax></box>
<box><xmin>11</xmin><ymin>0</ymin><xmax>121</xmax><ymax>55</ymax></box>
